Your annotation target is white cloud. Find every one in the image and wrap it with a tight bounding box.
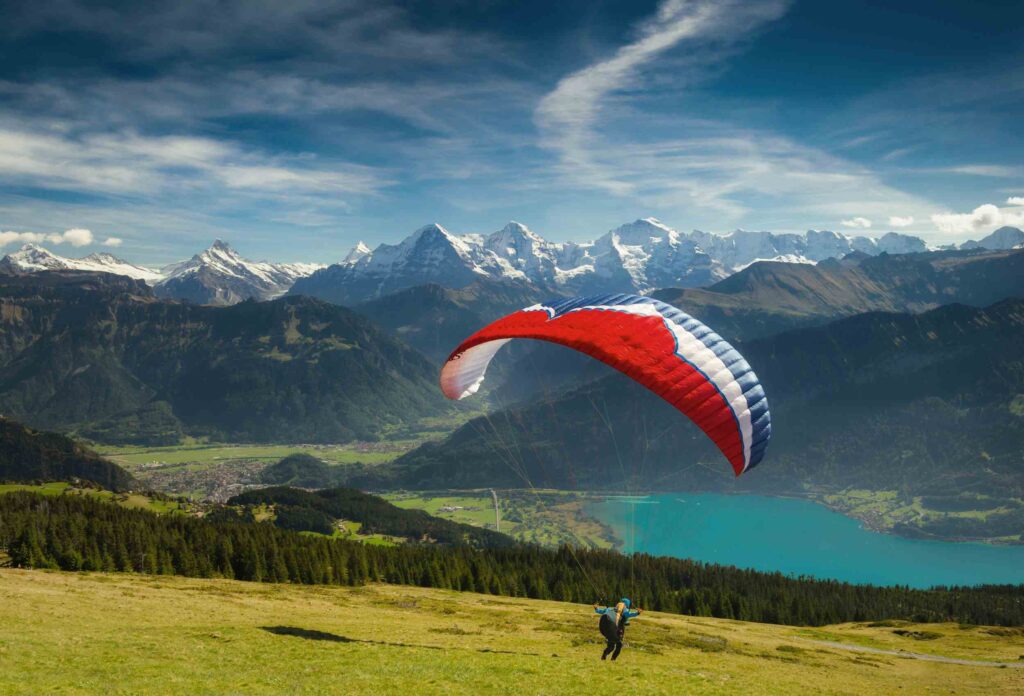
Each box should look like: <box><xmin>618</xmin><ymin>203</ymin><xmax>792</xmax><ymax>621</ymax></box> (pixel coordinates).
<box><xmin>1008</xmin><ymin>196</ymin><xmax>1024</xmax><ymax>206</ymax></box>
<box><xmin>841</xmin><ymin>217</ymin><xmax>872</xmax><ymax>229</ymax></box>
<box><xmin>62</xmin><ymin>228</ymin><xmax>94</xmax><ymax>246</ymax></box>
<box><xmin>888</xmin><ymin>215</ymin><xmax>914</xmax><ymax>227</ymax></box>
<box><xmin>0</xmin><ymin>227</ymin><xmax>94</xmax><ymax>248</ymax></box>
<box><xmin>102</xmin><ymin>236</ymin><xmax>123</xmax><ymax>247</ymax></box>
<box><xmin>931</xmin><ymin>203</ymin><xmax>1024</xmax><ymax>236</ymax></box>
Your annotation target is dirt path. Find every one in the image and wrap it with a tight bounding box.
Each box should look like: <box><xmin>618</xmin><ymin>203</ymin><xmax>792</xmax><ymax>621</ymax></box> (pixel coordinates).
<box><xmin>807</xmin><ymin>639</ymin><xmax>1024</xmax><ymax>668</ymax></box>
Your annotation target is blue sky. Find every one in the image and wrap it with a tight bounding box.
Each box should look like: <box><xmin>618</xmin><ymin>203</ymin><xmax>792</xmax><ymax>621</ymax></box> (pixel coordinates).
<box><xmin>0</xmin><ymin>0</ymin><xmax>1021</xmax><ymax>264</ymax></box>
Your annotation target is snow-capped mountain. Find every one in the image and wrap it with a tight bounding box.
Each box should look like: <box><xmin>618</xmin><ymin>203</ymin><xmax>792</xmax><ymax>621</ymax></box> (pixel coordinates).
<box><xmin>291</xmin><ymin>218</ymin><xmax>939</xmax><ymax>305</ymax></box>
<box><xmin>10</xmin><ymin>219</ymin><xmax>998</xmax><ymax>309</ymax></box>
<box><xmin>585</xmin><ymin>219</ymin><xmax>722</xmax><ymax>291</ymax></box>
<box><xmin>153</xmin><ymin>240</ymin><xmax>323</xmax><ymax>305</ymax></box>
<box><xmin>0</xmin><ymin>239</ymin><xmax>323</xmax><ymax>305</ymax></box>
<box><xmin>0</xmin><ymin>243</ymin><xmax>163</xmax><ymax>282</ymax></box>
<box><xmin>961</xmin><ymin>226</ymin><xmax>1024</xmax><ymax>251</ymax></box>
<box><xmin>687</xmin><ymin>228</ymin><xmax>929</xmax><ymax>271</ymax></box>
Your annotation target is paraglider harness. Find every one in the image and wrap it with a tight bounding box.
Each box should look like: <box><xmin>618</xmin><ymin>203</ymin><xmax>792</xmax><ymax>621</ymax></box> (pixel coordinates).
<box><xmin>599</xmin><ymin>611</ymin><xmax>623</xmax><ymax>643</ymax></box>
<box><xmin>596</xmin><ymin>598</ymin><xmax>637</xmax><ymax>660</ymax></box>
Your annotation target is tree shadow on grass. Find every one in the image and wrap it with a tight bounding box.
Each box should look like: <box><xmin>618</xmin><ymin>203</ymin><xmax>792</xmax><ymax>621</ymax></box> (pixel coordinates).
<box><xmin>261</xmin><ymin>626</ymin><xmax>542</xmax><ymax>657</ymax></box>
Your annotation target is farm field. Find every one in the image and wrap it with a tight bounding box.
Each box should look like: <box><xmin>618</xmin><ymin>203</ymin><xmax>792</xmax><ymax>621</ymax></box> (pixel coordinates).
<box><xmin>0</xmin><ymin>569</ymin><xmax>1021</xmax><ymax>695</ymax></box>
<box><xmin>384</xmin><ymin>490</ymin><xmax>618</xmax><ymax>549</ymax></box>
<box><xmin>91</xmin><ymin>412</ymin><xmax>482</xmax><ymax>502</ymax></box>
<box><xmin>818</xmin><ymin>489</ymin><xmax>1024</xmax><ymax>544</ymax></box>
<box><xmin>98</xmin><ymin>442</ymin><xmax>409</xmax><ymax>468</ymax></box>
<box><xmin>95</xmin><ymin>442</ymin><xmax>413</xmax><ymax>502</ymax></box>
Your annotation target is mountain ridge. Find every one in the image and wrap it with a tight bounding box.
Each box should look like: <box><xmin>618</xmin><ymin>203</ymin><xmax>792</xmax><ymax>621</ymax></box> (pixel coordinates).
<box><xmin>292</xmin><ymin>219</ymin><xmax>968</xmax><ymax>305</ymax></box>
<box><xmin>0</xmin><ymin>272</ymin><xmax>446</xmax><ymax>444</ymax></box>
<box><xmin>6</xmin><ymin>223</ymin><xmax>1021</xmax><ymax>307</ymax></box>
<box><xmin>0</xmin><ymin>240</ymin><xmax>324</xmax><ymax>306</ymax></box>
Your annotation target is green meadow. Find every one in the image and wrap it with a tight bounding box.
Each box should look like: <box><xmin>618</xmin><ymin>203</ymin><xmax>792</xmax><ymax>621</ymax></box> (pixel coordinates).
<box><xmin>1</xmin><ymin>569</ymin><xmax>1021</xmax><ymax>695</ymax></box>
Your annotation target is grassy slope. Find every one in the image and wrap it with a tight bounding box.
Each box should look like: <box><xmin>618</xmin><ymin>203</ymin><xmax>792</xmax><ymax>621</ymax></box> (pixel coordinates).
<box><xmin>1</xmin><ymin>569</ymin><xmax>1021</xmax><ymax>695</ymax></box>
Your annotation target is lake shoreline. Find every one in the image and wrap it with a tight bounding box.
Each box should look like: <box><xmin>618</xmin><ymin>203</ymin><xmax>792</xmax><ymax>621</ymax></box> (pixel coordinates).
<box><xmin>584</xmin><ymin>491</ymin><xmax>1024</xmax><ymax>588</ymax></box>
<box><xmin>586</xmin><ymin>488</ymin><xmax>1023</xmax><ymax>547</ymax></box>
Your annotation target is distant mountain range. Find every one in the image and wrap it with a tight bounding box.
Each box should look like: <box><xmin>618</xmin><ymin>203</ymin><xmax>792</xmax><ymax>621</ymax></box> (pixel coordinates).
<box><xmin>0</xmin><ymin>272</ymin><xmax>446</xmax><ymax>444</ymax></box>
<box><xmin>0</xmin><ymin>244</ymin><xmax>165</xmax><ymax>283</ymax></box>
<box><xmin>0</xmin><ymin>240</ymin><xmax>323</xmax><ymax>305</ymax></box>
<box><xmin>291</xmin><ymin>219</ymin><xmax>945</xmax><ymax>304</ymax></box>
<box><xmin>7</xmin><ymin>222</ymin><xmax>1019</xmax><ymax>307</ymax></box>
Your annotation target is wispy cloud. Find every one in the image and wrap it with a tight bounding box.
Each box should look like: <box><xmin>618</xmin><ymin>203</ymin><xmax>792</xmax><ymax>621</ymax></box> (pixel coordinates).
<box><xmin>533</xmin><ymin>0</ymin><xmax>935</xmax><ymax>229</ymax></box>
<box><xmin>2</xmin><ymin>1</ymin><xmax>506</xmax><ymax>68</ymax></box>
<box><xmin>1007</xmin><ymin>196</ymin><xmax>1024</xmax><ymax>206</ymax></box>
<box><xmin>888</xmin><ymin>215</ymin><xmax>914</xmax><ymax>228</ymax></box>
<box><xmin>536</xmin><ymin>0</ymin><xmax>790</xmax><ymax>196</ymax></box>
<box><xmin>942</xmin><ymin>164</ymin><xmax>1023</xmax><ymax>178</ymax></box>
<box><xmin>0</xmin><ymin>126</ymin><xmax>388</xmax><ymax>197</ymax></box>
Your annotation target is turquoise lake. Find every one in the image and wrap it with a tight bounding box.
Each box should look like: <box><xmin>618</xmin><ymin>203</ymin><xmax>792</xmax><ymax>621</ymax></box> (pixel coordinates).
<box><xmin>587</xmin><ymin>493</ymin><xmax>1024</xmax><ymax>588</ymax></box>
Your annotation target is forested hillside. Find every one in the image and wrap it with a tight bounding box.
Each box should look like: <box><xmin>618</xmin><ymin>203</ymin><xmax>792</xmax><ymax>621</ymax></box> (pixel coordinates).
<box><xmin>0</xmin><ymin>418</ymin><xmax>135</xmax><ymax>491</ymax></box>
<box><xmin>0</xmin><ymin>272</ymin><xmax>447</xmax><ymax>444</ymax></box>
<box><xmin>352</xmin><ymin>281</ymin><xmax>542</xmax><ymax>363</ymax></box>
<box><xmin>228</xmin><ymin>485</ymin><xmax>513</xmax><ymax>548</ymax></box>
<box><xmin>3</xmin><ymin>491</ymin><xmax>1021</xmax><ymax>626</ymax></box>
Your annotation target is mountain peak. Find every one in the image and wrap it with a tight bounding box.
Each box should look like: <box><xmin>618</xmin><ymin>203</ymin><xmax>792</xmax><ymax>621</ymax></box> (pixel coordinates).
<box><xmin>501</xmin><ymin>221</ymin><xmax>533</xmax><ymax>235</ymax></box>
<box><xmin>157</xmin><ymin>240</ymin><xmax>321</xmax><ymax>305</ymax></box>
<box><xmin>638</xmin><ymin>217</ymin><xmax>672</xmax><ymax>231</ymax></box>
<box><xmin>490</xmin><ymin>221</ymin><xmax>543</xmax><ymax>246</ymax></box>
<box><xmin>413</xmin><ymin>223</ymin><xmax>449</xmax><ymax>237</ymax></box>
<box><xmin>17</xmin><ymin>242</ymin><xmax>51</xmax><ymax>253</ymax></box>
<box><xmin>3</xmin><ymin>243</ymin><xmax>69</xmax><ymax>271</ymax></box>
<box><xmin>965</xmin><ymin>226</ymin><xmax>1024</xmax><ymax>251</ymax></box>
<box><xmin>343</xmin><ymin>241</ymin><xmax>372</xmax><ymax>264</ymax></box>
<box><xmin>607</xmin><ymin>217</ymin><xmax>678</xmax><ymax>247</ymax></box>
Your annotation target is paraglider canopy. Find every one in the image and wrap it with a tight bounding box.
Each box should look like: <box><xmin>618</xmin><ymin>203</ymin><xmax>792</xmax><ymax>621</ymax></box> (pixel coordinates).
<box><xmin>440</xmin><ymin>293</ymin><xmax>771</xmax><ymax>476</ymax></box>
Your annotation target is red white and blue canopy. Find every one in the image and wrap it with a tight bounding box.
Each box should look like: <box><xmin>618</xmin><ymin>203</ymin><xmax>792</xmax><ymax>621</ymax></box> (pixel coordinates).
<box><xmin>440</xmin><ymin>294</ymin><xmax>771</xmax><ymax>476</ymax></box>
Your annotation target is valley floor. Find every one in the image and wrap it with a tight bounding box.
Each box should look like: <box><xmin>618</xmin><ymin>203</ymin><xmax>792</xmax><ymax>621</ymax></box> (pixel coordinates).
<box><xmin>0</xmin><ymin>569</ymin><xmax>1021</xmax><ymax>695</ymax></box>
<box><xmin>97</xmin><ymin>438</ymin><xmax>1022</xmax><ymax>545</ymax></box>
